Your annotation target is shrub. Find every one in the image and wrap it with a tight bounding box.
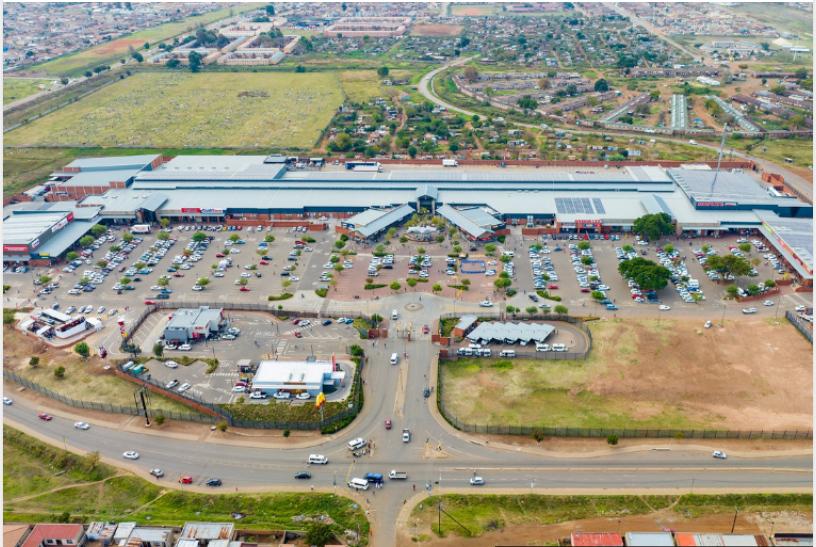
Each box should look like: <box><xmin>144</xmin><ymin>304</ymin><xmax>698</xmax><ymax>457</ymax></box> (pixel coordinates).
<box><xmin>54</xmin><ymin>366</ymin><xmax>66</xmax><ymax>378</ymax></box>
<box><xmin>532</xmin><ymin>429</ymin><xmax>545</xmax><ymax>443</ymax></box>
<box><xmin>216</xmin><ymin>420</ymin><xmax>229</xmax><ymax>432</ymax></box>
<box><xmin>154</xmin><ymin>414</ymin><xmax>166</xmax><ymax>427</ymax></box>
<box><xmin>606</xmin><ymin>434</ymin><xmax>619</xmax><ymax>446</ymax></box>
<box><xmin>364</xmin><ymin>284</ymin><xmax>387</xmax><ymax>290</ymax></box>
<box><xmin>268</xmin><ymin>293</ymin><xmax>294</xmax><ymax>301</ymax></box>
<box><xmin>315</xmin><ymin>288</ymin><xmax>328</xmax><ymax>297</ymax></box>
<box><xmin>283</xmin><ymin>428</ymin><xmax>291</xmax><ymax>438</ymax></box>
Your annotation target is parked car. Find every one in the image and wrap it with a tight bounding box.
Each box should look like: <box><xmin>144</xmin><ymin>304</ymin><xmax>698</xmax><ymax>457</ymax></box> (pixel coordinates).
<box><xmin>150</xmin><ymin>468</ymin><xmax>164</xmax><ymax>478</ymax></box>
<box><xmin>206</xmin><ymin>478</ymin><xmax>222</xmax><ymax>487</ymax></box>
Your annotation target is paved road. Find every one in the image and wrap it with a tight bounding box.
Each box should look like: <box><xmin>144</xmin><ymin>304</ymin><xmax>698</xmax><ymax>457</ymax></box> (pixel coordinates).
<box><xmin>417</xmin><ymin>58</ymin><xmax>813</xmax><ymax>199</ymax></box>
<box><xmin>6</xmin><ymin>287</ymin><xmax>813</xmax><ymax>546</ymax></box>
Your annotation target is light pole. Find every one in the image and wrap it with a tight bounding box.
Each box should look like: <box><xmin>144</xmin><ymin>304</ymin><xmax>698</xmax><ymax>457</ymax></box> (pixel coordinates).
<box><xmin>775</xmin><ymin>295</ymin><xmax>782</xmax><ymax>318</ymax></box>
<box><xmin>720</xmin><ymin>300</ymin><xmax>726</xmax><ymax>327</ymax></box>
<box><xmin>730</xmin><ymin>507</ymin><xmax>739</xmax><ymax>534</ymax></box>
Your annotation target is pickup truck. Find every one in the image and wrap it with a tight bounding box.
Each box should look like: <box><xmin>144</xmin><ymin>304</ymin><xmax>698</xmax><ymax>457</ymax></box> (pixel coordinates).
<box><xmin>402</xmin><ymin>428</ymin><xmax>410</xmax><ymax>443</ymax></box>
<box><xmin>389</xmin><ymin>470</ymin><xmax>408</xmax><ymax>480</ymax></box>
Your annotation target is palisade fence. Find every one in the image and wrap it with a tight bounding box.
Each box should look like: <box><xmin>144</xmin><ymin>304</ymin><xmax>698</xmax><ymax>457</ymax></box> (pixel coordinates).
<box><xmin>435</xmin><ymin>367</ymin><xmax>812</xmax><ymax>440</ymax></box>
<box><xmin>438</xmin><ymin>312</ymin><xmax>593</xmax><ymax>361</ymax></box>
<box><xmin>786</xmin><ymin>310</ymin><xmax>813</xmax><ymax>344</ymax></box>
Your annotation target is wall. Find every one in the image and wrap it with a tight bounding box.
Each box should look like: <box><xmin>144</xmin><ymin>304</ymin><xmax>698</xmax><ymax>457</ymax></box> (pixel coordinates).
<box><xmin>113</xmin><ymin>367</ymin><xmax>223</xmax><ymax>418</ymax></box>
<box><xmin>736</xmin><ymin>287</ymin><xmax>781</xmax><ymax>302</ymax></box>
<box><xmin>337</xmin><ymin>158</ymin><xmax>754</xmax><ymax>169</ymax></box>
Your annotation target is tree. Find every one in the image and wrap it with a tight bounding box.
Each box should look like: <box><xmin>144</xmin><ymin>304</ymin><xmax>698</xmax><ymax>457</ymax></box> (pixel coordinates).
<box><xmin>738</xmin><ymin>243</ymin><xmax>751</xmax><ymax>254</ymax></box>
<box><xmin>663</xmin><ymin>243</ymin><xmax>675</xmax><ymax>255</ymax></box>
<box><xmin>132</xmin><ymin>52</ymin><xmax>143</xmax><ymax>63</ymax></box>
<box><xmin>618</xmin><ymin>257</ymin><xmax>672</xmax><ymax>291</ymax></box>
<box><xmin>789</xmin><ymin>115</ymin><xmax>806</xmax><ymax>128</ymax></box>
<box><xmin>532</xmin><ymin>429</ymin><xmax>545</xmax><ymax>443</ymax></box>
<box><xmin>506</xmin><ymin>306</ymin><xmax>517</xmax><ymax>315</ymax></box>
<box><xmin>577</xmin><ymin>241</ymin><xmax>590</xmax><ymax>251</ymax></box>
<box><xmin>153</xmin><ymin>342</ymin><xmax>164</xmax><ymax>358</ymax></box>
<box><xmin>590</xmin><ymin>290</ymin><xmax>605</xmax><ymax>301</ymax></box>
<box><xmin>95</xmin><ymin>259</ymin><xmax>108</xmax><ymax>268</ymax></box>
<box><xmin>594</xmin><ymin>78</ymin><xmax>609</xmax><ymax>92</ymax></box>
<box><xmin>66</xmin><ymin>251</ymin><xmax>80</xmax><ymax>261</ymax></box>
<box><xmin>538</xmin><ymin>78</ymin><xmax>551</xmax><ymax>90</ymax></box>
<box><xmin>418</xmin><ymin>247</ymin><xmax>426</xmax><ymax>254</ymax></box>
<box><xmin>461</xmin><ymin>278</ymin><xmax>471</xmax><ymax>287</ymax></box>
<box><xmin>649</xmin><ymin>90</ymin><xmax>660</xmax><ymax>101</ymax></box>
<box><xmin>80</xmin><ymin>276</ymin><xmax>91</xmax><ymax>286</ymax></box>
<box><xmin>109</xmin><ymin>245</ymin><xmax>121</xmax><ymax>254</ymax></box>
<box><xmin>493</xmin><ymin>277</ymin><xmax>512</xmax><ymax>291</ymax></box>
<box><xmin>407</xmin><ymin>145</ymin><xmax>418</xmax><ymax>159</ymax></box>
<box><xmin>266</xmin><ymin>4</ymin><xmax>275</xmax><ymax>15</ymax></box>
<box><xmin>581</xmin><ymin>256</ymin><xmax>593</xmax><ymax>267</ymax></box>
<box><xmin>525</xmin><ymin>306</ymin><xmax>538</xmax><ymax>316</ymax></box>
<box><xmin>238</xmin><ymin>278</ymin><xmax>248</xmax><ymax>287</ymax></box>
<box><xmin>377</xmin><ymin>66</ymin><xmax>390</xmax><ymax>78</ymax></box>
<box><xmin>188</xmin><ymin>51</ymin><xmax>203</xmax><ymax>72</ymax></box>
<box><xmin>265</xmin><ymin>234</ymin><xmax>275</xmax><ymax>243</ymax></box>
<box><xmin>157</xmin><ymin>278</ymin><xmax>169</xmax><ymax>288</ymax></box>
<box><xmin>770</xmin><ymin>84</ymin><xmax>787</xmax><ymax>96</ymax></box>
<box><xmin>554</xmin><ymin>305</ymin><xmax>569</xmax><ymax>315</ymax></box>
<box><xmin>432</xmin><ymin>283</ymin><xmax>443</xmax><ymax>293</ymax></box>
<box><xmin>29</xmin><ymin>356</ymin><xmax>40</xmax><ymax>367</ymax></box>
<box><xmin>390</xmin><ymin>281</ymin><xmax>401</xmax><ymax>292</ymax></box>
<box><xmin>746</xmin><ymin>284</ymin><xmax>761</xmax><ymax>296</ymax></box>
<box><xmin>764</xmin><ymin>279</ymin><xmax>776</xmax><ymax>288</ymax></box>
<box><xmin>229</xmin><ymin>233</ymin><xmax>240</xmax><ymax>242</ymax></box>
<box><xmin>120</xmin><ymin>276</ymin><xmax>131</xmax><ymax>287</ymax></box>
<box><xmin>39</xmin><ymin>275</ymin><xmax>52</xmax><ymax>285</ymax></box>
<box><xmin>606</xmin><ymin>434</ymin><xmax>619</xmax><ymax>446</ymax></box>
<box><xmin>197</xmin><ymin>277</ymin><xmax>210</xmax><ymax>289</ymax></box>
<box><xmin>75</xmin><ymin>341</ymin><xmax>91</xmax><ymax>359</ymax></box>
<box><xmin>160</xmin><ymin>218</ymin><xmax>171</xmax><ymax>228</ymax></box>
<box><xmin>463</xmin><ymin>66</ymin><xmax>479</xmax><ymax>82</ymax></box>
<box><xmin>166</xmin><ymin>59</ymin><xmax>180</xmax><ymax>69</ymax></box>
<box><xmin>304</xmin><ymin>522</ymin><xmax>334</xmax><ymax>547</ymax></box>
<box><xmin>3</xmin><ymin>309</ymin><xmax>16</xmax><ymax>329</ymax></box>
<box><xmin>633</xmin><ymin>212</ymin><xmax>673</xmax><ymax>241</ymax></box>
<box><xmin>216</xmin><ymin>420</ymin><xmax>228</xmax><ymax>432</ymax></box>
<box><xmin>484</xmin><ymin>243</ymin><xmax>497</xmax><ymax>254</ymax></box>
<box><xmin>333</xmin><ymin>264</ymin><xmax>344</xmax><ymax>275</ymax></box>
<box><xmin>85</xmin><ymin>71</ymin><xmax>93</xmax><ymax>78</ymax></box>
<box><xmin>154</xmin><ymin>414</ymin><xmax>166</xmax><ymax>427</ymax></box>
<box><xmin>192</xmin><ymin>231</ymin><xmax>207</xmax><ymax>243</ymax></box>
<box><xmin>157</xmin><ymin>232</ymin><xmax>170</xmax><ymax>241</ymax></box>
<box><xmin>91</xmin><ymin>224</ymin><xmax>107</xmax><ymax>237</ymax></box>
<box><xmin>334</xmin><ymin>240</ymin><xmax>345</xmax><ymax>250</ymax></box>
<box><xmin>500</xmin><ymin>254</ymin><xmax>512</xmax><ymax>264</ymax></box>
<box><xmin>706</xmin><ymin>254</ymin><xmax>752</xmax><ymax>278</ymax></box>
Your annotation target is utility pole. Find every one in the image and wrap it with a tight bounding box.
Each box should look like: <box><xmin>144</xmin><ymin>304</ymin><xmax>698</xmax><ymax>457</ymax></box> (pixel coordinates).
<box><xmin>731</xmin><ymin>507</ymin><xmax>739</xmax><ymax>533</ymax></box>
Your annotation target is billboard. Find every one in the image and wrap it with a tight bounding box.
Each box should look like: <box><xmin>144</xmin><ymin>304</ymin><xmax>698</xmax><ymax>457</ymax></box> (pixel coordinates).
<box><xmin>201</xmin><ymin>208</ymin><xmax>224</xmax><ymax>214</ymax></box>
<box><xmin>697</xmin><ymin>201</ymin><xmax>737</xmax><ymax>207</ymax></box>
<box><xmin>3</xmin><ymin>245</ymin><xmax>28</xmax><ymax>253</ymax></box>
<box><xmin>51</xmin><ymin>212</ymin><xmax>73</xmax><ymax>233</ymax></box>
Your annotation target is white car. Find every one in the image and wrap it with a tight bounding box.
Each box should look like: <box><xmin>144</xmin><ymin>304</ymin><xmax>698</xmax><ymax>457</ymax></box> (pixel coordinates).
<box><xmin>704</xmin><ymin>321</ymin><xmax>712</xmax><ymax>329</ymax></box>
<box><xmin>742</xmin><ymin>308</ymin><xmax>757</xmax><ymax>314</ymax></box>
<box><xmin>299</xmin><ymin>320</ymin><xmax>311</xmax><ymax>327</ymax></box>
<box><xmin>178</xmin><ymin>344</ymin><xmax>192</xmax><ymax>351</ymax></box>
<box><xmin>470</xmin><ymin>476</ymin><xmax>485</xmax><ymax>485</ymax></box>
<box><xmin>150</xmin><ymin>286</ymin><xmax>162</xmax><ymax>291</ymax></box>
<box><xmin>479</xmin><ymin>301</ymin><xmax>493</xmax><ymax>307</ymax></box>
<box><xmin>74</xmin><ymin>421</ymin><xmax>90</xmax><ymax>430</ymax></box>
<box><xmin>232</xmin><ymin>385</ymin><xmax>246</xmax><ymax>393</ymax></box>
<box><xmin>658</xmin><ymin>305</ymin><xmax>671</xmax><ymax>311</ymax></box>
<box><xmin>2</xmin><ymin>397</ymin><xmax>11</xmax><ymax>405</ymax></box>
<box><xmin>164</xmin><ymin>360</ymin><xmax>179</xmax><ymax>369</ymax></box>
<box><xmin>213</xmin><ymin>272</ymin><xmax>225</xmax><ymax>277</ymax></box>
<box><xmin>289</xmin><ymin>276</ymin><xmax>300</xmax><ymax>282</ymax></box>
<box><xmin>794</xmin><ymin>305</ymin><xmax>808</xmax><ymax>312</ymax></box>
<box><xmin>712</xmin><ymin>451</ymin><xmax>727</xmax><ymax>459</ymax></box>
<box><xmin>178</xmin><ymin>383</ymin><xmax>191</xmax><ymax>393</ymax></box>
<box><xmin>763</xmin><ymin>300</ymin><xmax>774</xmax><ymax>306</ymax></box>
<box><xmin>241</xmin><ymin>273</ymin><xmax>251</xmax><ymax>278</ymax></box>
<box><xmin>273</xmin><ymin>392</ymin><xmax>291</xmax><ymax>400</ymax></box>
<box><xmin>192</xmin><ymin>285</ymin><xmax>203</xmax><ymax>291</ymax></box>
<box><xmin>295</xmin><ymin>392</ymin><xmax>311</xmax><ymax>400</ymax></box>
<box><xmin>123</xmin><ymin>451</ymin><xmax>139</xmax><ymax>460</ymax></box>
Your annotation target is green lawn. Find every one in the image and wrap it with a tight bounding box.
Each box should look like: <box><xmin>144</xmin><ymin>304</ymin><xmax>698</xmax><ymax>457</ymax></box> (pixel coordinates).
<box><xmin>728</xmin><ymin>3</ymin><xmax>813</xmax><ymax>35</ymax></box>
<box><xmin>408</xmin><ymin>494</ymin><xmax>812</xmax><ymax>539</ymax></box>
<box><xmin>29</xmin><ymin>4</ymin><xmax>260</xmax><ymax>78</ymax></box>
<box><xmin>3</xmin><ymin>79</ymin><xmax>54</xmax><ymax>104</ymax></box>
<box><xmin>697</xmin><ymin>134</ymin><xmax>814</xmax><ymax>168</ymax></box>
<box><xmin>4</xmin><ymin>71</ymin><xmax>344</xmax><ymax>149</ymax></box>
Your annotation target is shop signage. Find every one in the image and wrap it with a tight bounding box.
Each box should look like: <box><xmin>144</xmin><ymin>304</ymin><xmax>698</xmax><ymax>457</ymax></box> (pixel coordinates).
<box><xmin>697</xmin><ymin>202</ymin><xmax>737</xmax><ymax>207</ymax></box>
<box><xmin>181</xmin><ymin>208</ymin><xmax>201</xmax><ymax>214</ymax></box>
<box><xmin>560</xmin><ymin>223</ymin><xmax>576</xmax><ymax>229</ymax></box>
<box><xmin>575</xmin><ymin>220</ymin><xmax>602</xmax><ymax>225</ymax></box>
<box><xmin>201</xmin><ymin>208</ymin><xmax>224</xmax><ymax>214</ymax></box>
<box><xmin>3</xmin><ymin>245</ymin><xmax>28</xmax><ymax>253</ymax></box>
<box><xmin>31</xmin><ymin>238</ymin><xmax>40</xmax><ymax>249</ymax></box>
<box><xmin>51</xmin><ymin>213</ymin><xmax>73</xmax><ymax>233</ymax></box>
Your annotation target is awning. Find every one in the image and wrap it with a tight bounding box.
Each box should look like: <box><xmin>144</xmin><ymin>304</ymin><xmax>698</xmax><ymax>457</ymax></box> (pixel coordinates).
<box><xmin>759</xmin><ymin>226</ymin><xmax>813</xmax><ymax>279</ymax></box>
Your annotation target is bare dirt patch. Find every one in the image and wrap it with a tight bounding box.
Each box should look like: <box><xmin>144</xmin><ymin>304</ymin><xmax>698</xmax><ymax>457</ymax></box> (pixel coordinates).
<box><xmin>411</xmin><ymin>25</ymin><xmax>465</xmax><ymax>37</ymax></box>
<box><xmin>93</xmin><ymin>39</ymin><xmax>145</xmax><ymax>55</ymax></box>
<box><xmin>441</xmin><ymin>319</ymin><xmax>812</xmax><ymax>431</ymax></box>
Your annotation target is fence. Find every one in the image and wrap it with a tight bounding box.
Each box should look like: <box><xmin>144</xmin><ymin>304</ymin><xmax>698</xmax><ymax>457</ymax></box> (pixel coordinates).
<box><xmin>786</xmin><ymin>310</ymin><xmax>813</xmax><ymax>344</ymax></box>
<box><xmin>436</xmin><ymin>362</ymin><xmax>812</xmax><ymax>440</ymax></box>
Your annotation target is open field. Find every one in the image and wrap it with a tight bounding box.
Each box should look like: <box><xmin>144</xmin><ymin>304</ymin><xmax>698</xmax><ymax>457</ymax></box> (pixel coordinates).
<box><xmin>4</xmin><ymin>72</ymin><xmax>344</xmax><ymax>149</ymax></box>
<box><xmin>671</xmin><ymin>34</ymin><xmax>815</xmax><ymax>55</ymax></box>
<box><xmin>728</xmin><ymin>3</ymin><xmax>814</xmax><ymax>35</ymax></box>
<box><xmin>441</xmin><ymin>318</ymin><xmax>812</xmax><ymax>430</ymax></box>
<box><xmin>3</xmin><ymin>330</ymin><xmax>199</xmax><ymax>415</ymax></box>
<box><xmin>403</xmin><ymin>494</ymin><xmax>813</xmax><ymax>543</ymax></box>
<box><xmin>25</xmin><ymin>4</ymin><xmax>260</xmax><ymax>78</ymax></box>
<box><xmin>3</xmin><ymin>79</ymin><xmax>54</xmax><ymax>104</ymax></box>
<box><xmin>450</xmin><ymin>4</ymin><xmax>496</xmax><ymax>16</ymax></box>
<box><xmin>696</xmin><ymin>135</ymin><xmax>815</xmax><ymax>169</ymax></box>
<box><xmin>3</xmin><ymin>428</ymin><xmax>370</xmax><ymax>535</ymax></box>
<box><xmin>336</xmin><ymin>69</ymin><xmax>417</xmax><ymax>102</ymax></box>
<box><xmin>411</xmin><ymin>24</ymin><xmax>465</xmax><ymax>37</ymax></box>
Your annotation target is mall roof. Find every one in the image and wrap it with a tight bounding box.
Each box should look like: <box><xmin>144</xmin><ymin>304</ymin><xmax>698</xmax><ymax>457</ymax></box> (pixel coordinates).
<box><xmin>437</xmin><ymin>205</ymin><xmax>495</xmax><ymax>239</ymax></box>
<box><xmin>668</xmin><ymin>169</ymin><xmax>810</xmax><ymax>211</ymax></box>
<box><xmin>60</xmin><ymin>155</ymin><xmax>160</xmax><ymax>172</ymax></box>
<box><xmin>58</xmin><ymin>168</ymin><xmax>142</xmax><ymax>187</ymax></box>
<box><xmin>34</xmin><ymin>220</ymin><xmax>95</xmax><ymax>258</ymax></box>
<box><xmin>346</xmin><ymin>204</ymin><xmax>415</xmax><ymax>237</ymax></box>
<box><xmin>466</xmin><ymin>321</ymin><xmax>555</xmax><ymax>343</ymax></box>
<box><xmin>756</xmin><ymin>210</ymin><xmax>813</xmax><ymax>278</ymax></box>
<box><xmin>3</xmin><ymin>211</ymin><xmax>70</xmax><ymax>245</ymax></box>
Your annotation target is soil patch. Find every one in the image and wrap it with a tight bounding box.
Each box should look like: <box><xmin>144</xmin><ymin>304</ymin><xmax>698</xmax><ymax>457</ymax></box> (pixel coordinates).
<box><xmin>94</xmin><ymin>39</ymin><xmax>145</xmax><ymax>55</ymax></box>
<box><xmin>412</xmin><ymin>25</ymin><xmax>465</xmax><ymax>37</ymax></box>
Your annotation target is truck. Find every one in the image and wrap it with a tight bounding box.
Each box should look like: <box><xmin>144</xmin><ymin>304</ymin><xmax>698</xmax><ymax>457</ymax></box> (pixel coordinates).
<box><xmin>131</xmin><ymin>225</ymin><xmax>151</xmax><ymax>234</ymax></box>
<box><xmin>402</xmin><ymin>428</ymin><xmax>410</xmax><ymax>442</ymax></box>
<box><xmin>389</xmin><ymin>470</ymin><xmax>408</xmax><ymax>480</ymax></box>
<box><xmin>442</xmin><ymin>159</ymin><xmax>458</xmax><ymax>167</ymax></box>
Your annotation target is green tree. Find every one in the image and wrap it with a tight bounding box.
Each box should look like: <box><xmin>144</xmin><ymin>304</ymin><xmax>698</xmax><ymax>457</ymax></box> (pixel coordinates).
<box><xmin>229</xmin><ymin>233</ymin><xmax>240</xmax><ymax>242</ymax></box>
<box><xmin>333</xmin><ymin>264</ymin><xmax>344</xmax><ymax>275</ymax></box>
<box><xmin>54</xmin><ymin>366</ymin><xmax>66</xmax><ymax>378</ymax></box>
<box><xmin>3</xmin><ymin>309</ymin><xmax>16</xmax><ymax>329</ymax></box>
<box><xmin>461</xmin><ymin>278</ymin><xmax>471</xmax><ymax>287</ymax></box>
<box><xmin>418</xmin><ymin>247</ymin><xmax>426</xmax><ymax>254</ymax></box>
<box><xmin>484</xmin><ymin>243</ymin><xmax>497</xmax><ymax>254</ymax></box>
<box><xmin>622</xmin><ymin>244</ymin><xmax>634</xmax><ymax>253</ymax></box>
<box><xmin>532</xmin><ymin>429</ymin><xmax>545</xmax><ymax>443</ymax></box>
<box><xmin>192</xmin><ymin>231</ymin><xmax>207</xmax><ymax>243</ymax></box>
<box><xmin>79</xmin><ymin>235</ymin><xmax>95</xmax><ymax>248</ymax></box>
<box><xmin>506</xmin><ymin>305</ymin><xmax>517</xmax><ymax>315</ymax></box>
<box><xmin>377</xmin><ymin>66</ymin><xmax>390</xmax><ymax>78</ymax></box>
<box><xmin>606</xmin><ymin>434</ymin><xmax>619</xmax><ymax>446</ymax></box>
<box><xmin>197</xmin><ymin>277</ymin><xmax>210</xmax><ymax>289</ymax></box>
<box><xmin>738</xmin><ymin>243</ymin><xmax>751</xmax><ymax>254</ymax></box>
<box><xmin>726</xmin><ymin>285</ymin><xmax>739</xmax><ymax>298</ymax></box>
<box><xmin>633</xmin><ymin>213</ymin><xmax>673</xmax><ymax>241</ymax></box>
<box><xmin>554</xmin><ymin>305</ymin><xmax>569</xmax><ymax>315</ymax></box>
<box><xmin>334</xmin><ymin>240</ymin><xmax>345</xmax><ymax>250</ymax></box>
<box><xmin>157</xmin><ymin>278</ymin><xmax>169</xmax><ymax>288</ymax></box>
<box><xmin>303</xmin><ymin>522</ymin><xmax>334</xmax><ymax>547</ymax></box>
<box><xmin>705</xmin><ymin>254</ymin><xmax>752</xmax><ymax>278</ymax></box>
<box><xmin>432</xmin><ymin>283</ymin><xmax>443</xmax><ymax>293</ymax></box>
<box><xmin>334</xmin><ymin>132</ymin><xmax>353</xmax><ymax>151</ymax></box>
<box><xmin>580</xmin><ymin>256</ymin><xmax>594</xmax><ymax>267</ymax></box>
<box><xmin>188</xmin><ymin>51</ymin><xmax>202</xmax><ymax>72</ymax></box>
<box><xmin>157</xmin><ymin>232</ymin><xmax>170</xmax><ymax>241</ymax></box>
<box><xmin>594</xmin><ymin>78</ymin><xmax>609</xmax><ymax>92</ymax></box>
<box><xmin>525</xmin><ymin>306</ymin><xmax>538</xmax><ymax>316</ymax></box>
<box><xmin>131</xmin><ymin>52</ymin><xmax>143</xmax><ymax>63</ymax></box>
<box><xmin>29</xmin><ymin>356</ymin><xmax>40</xmax><ymax>367</ymax></box>
<box><xmin>577</xmin><ymin>241</ymin><xmax>590</xmax><ymax>251</ymax></box>
<box><xmin>590</xmin><ymin>290</ymin><xmax>605</xmax><ymax>301</ymax></box>
<box><xmin>746</xmin><ymin>284</ymin><xmax>761</xmax><ymax>296</ymax></box>
<box><xmin>216</xmin><ymin>420</ymin><xmax>228</xmax><ymax>432</ymax></box>
<box><xmin>38</xmin><ymin>275</ymin><xmax>52</xmax><ymax>285</ymax></box>
<box><xmin>500</xmin><ymin>254</ymin><xmax>512</xmax><ymax>264</ymax></box>
<box><xmin>160</xmin><ymin>218</ymin><xmax>171</xmax><ymax>228</ymax></box>
<box><xmin>238</xmin><ymin>278</ymin><xmax>248</xmax><ymax>287</ymax></box>
<box><xmin>265</xmin><ymin>234</ymin><xmax>275</xmax><ymax>243</ymax></box>
<box><xmin>153</xmin><ymin>342</ymin><xmax>164</xmax><ymax>358</ymax></box>
<box><xmin>764</xmin><ymin>279</ymin><xmax>776</xmax><ymax>288</ymax></box>
<box><xmin>407</xmin><ymin>278</ymin><xmax>418</xmax><ymax>289</ymax></box>
<box><xmin>390</xmin><ymin>281</ymin><xmax>401</xmax><ymax>292</ymax></box>
<box><xmin>701</xmin><ymin>244</ymin><xmax>710</xmax><ymax>253</ymax></box>
<box><xmin>618</xmin><ymin>257</ymin><xmax>672</xmax><ymax>291</ymax></box>
<box><xmin>120</xmin><ymin>276</ymin><xmax>131</xmax><ymax>286</ymax></box>
<box><xmin>265</xmin><ymin>4</ymin><xmax>275</xmax><ymax>15</ymax></box>
<box><xmin>66</xmin><ymin>251</ymin><xmax>80</xmax><ymax>261</ymax></box>
<box><xmin>90</xmin><ymin>224</ymin><xmax>107</xmax><ymax>237</ymax></box>
<box><xmin>407</xmin><ymin>145</ymin><xmax>418</xmax><ymax>158</ymax></box>
<box><xmin>663</xmin><ymin>243</ymin><xmax>675</xmax><ymax>255</ymax></box>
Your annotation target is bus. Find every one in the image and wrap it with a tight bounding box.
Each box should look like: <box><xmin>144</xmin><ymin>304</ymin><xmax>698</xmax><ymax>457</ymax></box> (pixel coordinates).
<box><xmin>345</xmin><ymin>161</ymin><xmax>381</xmax><ymax>172</ymax></box>
<box><xmin>131</xmin><ymin>225</ymin><xmax>151</xmax><ymax>234</ymax></box>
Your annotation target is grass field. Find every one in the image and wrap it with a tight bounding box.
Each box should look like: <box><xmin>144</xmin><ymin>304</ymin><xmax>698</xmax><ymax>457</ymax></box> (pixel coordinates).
<box><xmin>450</xmin><ymin>4</ymin><xmax>496</xmax><ymax>16</ymax></box>
<box><xmin>336</xmin><ymin>69</ymin><xmax>416</xmax><ymax>102</ymax></box>
<box><xmin>407</xmin><ymin>493</ymin><xmax>812</xmax><ymax>540</ymax></box>
<box><xmin>4</xmin><ymin>428</ymin><xmax>370</xmax><ymax>537</ymax></box>
<box><xmin>696</xmin><ymin>134</ymin><xmax>815</xmax><ymax>168</ymax></box>
<box><xmin>671</xmin><ymin>34</ymin><xmax>815</xmax><ymax>54</ymax></box>
<box><xmin>729</xmin><ymin>3</ymin><xmax>813</xmax><ymax>35</ymax></box>
<box><xmin>4</xmin><ymin>72</ymin><xmax>344</xmax><ymax>149</ymax></box>
<box><xmin>411</xmin><ymin>25</ymin><xmax>465</xmax><ymax>37</ymax></box>
<box><xmin>27</xmin><ymin>4</ymin><xmax>260</xmax><ymax>78</ymax></box>
<box><xmin>441</xmin><ymin>318</ymin><xmax>812</xmax><ymax>431</ymax></box>
<box><xmin>4</xmin><ymin>330</ymin><xmax>199</xmax><ymax>415</ymax></box>
<box><xmin>3</xmin><ymin>79</ymin><xmax>54</xmax><ymax>104</ymax></box>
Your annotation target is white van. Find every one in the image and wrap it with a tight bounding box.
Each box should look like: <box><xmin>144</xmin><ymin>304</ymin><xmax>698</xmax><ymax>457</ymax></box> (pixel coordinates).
<box><xmin>499</xmin><ymin>350</ymin><xmax>516</xmax><ymax>358</ymax></box>
<box><xmin>390</xmin><ymin>353</ymin><xmax>399</xmax><ymax>365</ymax></box>
<box><xmin>552</xmin><ymin>344</ymin><xmax>568</xmax><ymax>352</ymax></box>
<box><xmin>309</xmin><ymin>454</ymin><xmax>329</xmax><ymax>465</ymax></box>
<box><xmin>348</xmin><ymin>437</ymin><xmax>367</xmax><ymax>451</ymax></box>
<box><xmin>348</xmin><ymin>478</ymin><xmax>370</xmax><ymax>490</ymax></box>
<box><xmin>502</xmin><ymin>251</ymin><xmax>515</xmax><ymax>258</ymax></box>
<box><xmin>458</xmin><ymin>347</ymin><xmax>473</xmax><ymax>356</ymax></box>
<box><xmin>535</xmin><ymin>343</ymin><xmax>550</xmax><ymax>352</ymax></box>
<box><xmin>392</xmin><ymin>309</ymin><xmax>398</xmax><ymax>320</ymax></box>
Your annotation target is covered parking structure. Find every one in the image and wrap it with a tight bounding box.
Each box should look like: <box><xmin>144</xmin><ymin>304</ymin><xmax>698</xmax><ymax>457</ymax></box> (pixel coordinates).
<box><xmin>466</xmin><ymin>321</ymin><xmax>555</xmax><ymax>346</ymax></box>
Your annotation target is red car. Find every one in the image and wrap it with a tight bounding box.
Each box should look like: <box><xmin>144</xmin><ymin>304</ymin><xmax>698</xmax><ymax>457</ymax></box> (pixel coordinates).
<box><xmin>179</xmin><ymin>476</ymin><xmax>193</xmax><ymax>484</ymax></box>
<box><xmin>422</xmin><ymin>325</ymin><xmax>429</xmax><ymax>334</ymax></box>
<box><xmin>294</xmin><ymin>331</ymin><xmax>302</xmax><ymax>338</ymax></box>
<box><xmin>580</xmin><ymin>288</ymin><xmax>591</xmax><ymax>293</ymax></box>
<box><xmin>38</xmin><ymin>413</ymin><xmax>52</xmax><ymax>421</ymax></box>
<box><xmin>259</xmin><ymin>260</ymin><xmax>269</xmax><ymax>265</ymax></box>
<box><xmin>292</xmin><ymin>318</ymin><xmax>301</xmax><ymax>324</ymax></box>
<box><xmin>145</xmin><ymin>300</ymin><xmax>155</xmax><ymax>305</ymax></box>
<box><xmin>547</xmin><ymin>285</ymin><xmax>559</xmax><ymax>290</ymax></box>
<box><xmin>215</xmin><ymin>253</ymin><xmax>225</xmax><ymax>258</ymax></box>
<box><xmin>239</xmin><ymin>286</ymin><xmax>250</xmax><ymax>292</ymax></box>
<box><xmin>173</xmin><ymin>273</ymin><xmax>184</xmax><ymax>277</ymax></box>
<box><xmin>631</xmin><ymin>293</ymin><xmax>642</xmax><ymax>299</ymax></box>
<box><xmin>385</xmin><ymin>419</ymin><xmax>392</xmax><ymax>430</ymax></box>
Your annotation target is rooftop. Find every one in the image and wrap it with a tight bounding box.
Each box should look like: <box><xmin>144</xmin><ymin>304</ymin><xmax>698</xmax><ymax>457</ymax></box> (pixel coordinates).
<box><xmin>3</xmin><ymin>211</ymin><xmax>71</xmax><ymax>246</ymax></box>
<box><xmin>466</xmin><ymin>321</ymin><xmax>555</xmax><ymax>343</ymax></box>
<box><xmin>62</xmin><ymin>155</ymin><xmax>160</xmax><ymax>172</ymax></box>
<box><xmin>344</xmin><ymin>204</ymin><xmax>415</xmax><ymax>237</ymax></box>
<box><xmin>254</xmin><ymin>360</ymin><xmax>341</xmax><ymax>388</ymax></box>
<box><xmin>57</xmin><ymin>168</ymin><xmax>142</xmax><ymax>187</ymax></box>
<box><xmin>178</xmin><ymin>523</ymin><xmax>234</xmax><ymax>542</ymax></box>
<box><xmin>21</xmin><ymin>525</ymin><xmax>84</xmax><ymax>547</ymax></box>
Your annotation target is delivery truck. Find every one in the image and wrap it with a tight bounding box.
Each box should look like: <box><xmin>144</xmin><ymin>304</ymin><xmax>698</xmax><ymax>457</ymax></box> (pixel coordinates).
<box><xmin>389</xmin><ymin>470</ymin><xmax>408</xmax><ymax>480</ymax></box>
<box><xmin>442</xmin><ymin>159</ymin><xmax>458</xmax><ymax>167</ymax></box>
